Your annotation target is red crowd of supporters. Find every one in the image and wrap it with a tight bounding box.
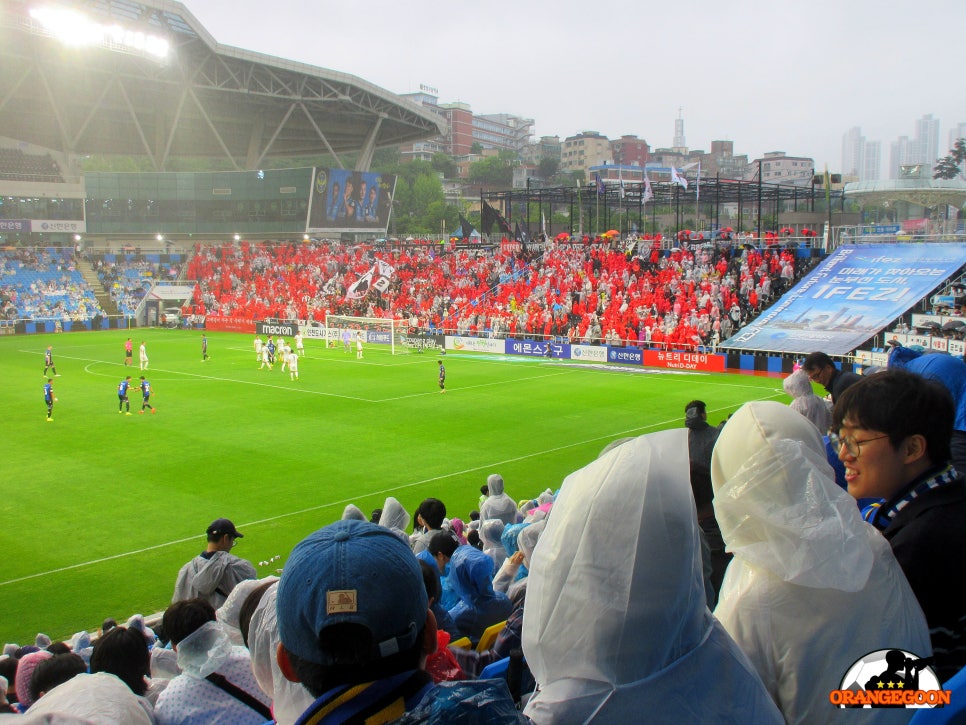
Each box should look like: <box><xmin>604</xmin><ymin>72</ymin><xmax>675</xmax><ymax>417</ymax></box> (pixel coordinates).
<box><xmin>186</xmin><ymin>237</ymin><xmax>808</xmax><ymax>349</ymax></box>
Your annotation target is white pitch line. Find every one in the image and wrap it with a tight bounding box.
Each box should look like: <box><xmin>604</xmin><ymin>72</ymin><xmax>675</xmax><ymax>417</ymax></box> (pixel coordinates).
<box><xmin>35</xmin><ymin>352</ymin><xmax>376</xmax><ymax>402</ymax></box>
<box><xmin>0</xmin><ymin>389</ymin><xmax>784</xmax><ymax>589</ymax></box>
<box><xmin>379</xmin><ymin>369</ymin><xmax>576</xmax><ymax>401</ymax></box>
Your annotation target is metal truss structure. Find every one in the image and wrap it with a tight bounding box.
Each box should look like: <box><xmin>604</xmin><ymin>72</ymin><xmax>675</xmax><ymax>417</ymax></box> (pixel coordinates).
<box><xmin>0</xmin><ymin>0</ymin><xmax>445</xmax><ymax>171</ymax></box>
<box><xmin>485</xmin><ymin>176</ymin><xmax>842</xmax><ymax>233</ymax></box>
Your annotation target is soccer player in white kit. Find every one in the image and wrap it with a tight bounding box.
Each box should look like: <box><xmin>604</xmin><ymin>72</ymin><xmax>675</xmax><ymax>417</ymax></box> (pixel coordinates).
<box><xmin>254</xmin><ymin>335</ymin><xmax>263</xmax><ymax>361</ymax></box>
<box><xmin>139</xmin><ymin>341</ymin><xmax>149</xmax><ymax>370</ymax></box>
<box><xmin>356</xmin><ymin>331</ymin><xmax>364</xmax><ymax>359</ymax></box>
<box><xmin>295</xmin><ymin>332</ymin><xmax>304</xmax><ymax>356</ymax></box>
<box><xmin>287</xmin><ymin>350</ymin><xmax>299</xmax><ymax>380</ymax></box>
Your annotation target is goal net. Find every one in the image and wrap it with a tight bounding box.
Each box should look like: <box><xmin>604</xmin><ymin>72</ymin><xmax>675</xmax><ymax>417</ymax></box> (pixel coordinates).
<box><xmin>324</xmin><ymin>314</ymin><xmax>409</xmax><ymax>355</ymax></box>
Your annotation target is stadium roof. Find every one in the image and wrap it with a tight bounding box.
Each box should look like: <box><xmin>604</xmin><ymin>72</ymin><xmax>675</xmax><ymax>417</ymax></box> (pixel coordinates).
<box><xmin>843</xmin><ymin>178</ymin><xmax>966</xmax><ymax>208</ymax></box>
<box><xmin>0</xmin><ymin>0</ymin><xmax>446</xmax><ymax>171</ymax></box>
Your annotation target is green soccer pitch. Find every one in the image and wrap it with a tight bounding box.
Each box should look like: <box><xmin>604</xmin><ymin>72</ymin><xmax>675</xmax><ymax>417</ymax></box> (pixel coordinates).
<box><xmin>0</xmin><ymin>328</ymin><xmax>788</xmax><ymax>644</ymax></box>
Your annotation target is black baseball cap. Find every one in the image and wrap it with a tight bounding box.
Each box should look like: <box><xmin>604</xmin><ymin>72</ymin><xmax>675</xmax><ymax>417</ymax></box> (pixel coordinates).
<box><xmin>206</xmin><ymin>518</ymin><xmax>243</xmax><ymax>538</ymax></box>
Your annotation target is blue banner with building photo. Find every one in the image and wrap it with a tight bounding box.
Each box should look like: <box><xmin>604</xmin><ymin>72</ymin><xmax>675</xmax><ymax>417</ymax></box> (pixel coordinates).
<box><xmin>723</xmin><ymin>244</ymin><xmax>966</xmax><ymax>355</ymax></box>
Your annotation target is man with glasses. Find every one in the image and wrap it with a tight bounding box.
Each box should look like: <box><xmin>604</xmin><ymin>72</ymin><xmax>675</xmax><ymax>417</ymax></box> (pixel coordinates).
<box><xmin>832</xmin><ymin>369</ymin><xmax>966</xmax><ymax>682</ymax></box>
<box><xmin>801</xmin><ymin>351</ymin><xmax>861</xmax><ymax>403</ymax></box>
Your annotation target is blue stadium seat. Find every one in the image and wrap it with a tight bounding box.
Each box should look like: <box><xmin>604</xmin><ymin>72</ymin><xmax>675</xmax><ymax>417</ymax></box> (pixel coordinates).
<box><xmin>908</xmin><ymin>664</ymin><xmax>966</xmax><ymax>724</ymax></box>
<box><xmin>479</xmin><ymin>656</ymin><xmax>510</xmax><ymax>680</ymax></box>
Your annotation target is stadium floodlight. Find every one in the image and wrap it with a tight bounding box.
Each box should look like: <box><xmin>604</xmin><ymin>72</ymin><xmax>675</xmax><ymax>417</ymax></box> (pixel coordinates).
<box><xmin>29</xmin><ymin>6</ymin><xmax>170</xmax><ymax>60</ymax></box>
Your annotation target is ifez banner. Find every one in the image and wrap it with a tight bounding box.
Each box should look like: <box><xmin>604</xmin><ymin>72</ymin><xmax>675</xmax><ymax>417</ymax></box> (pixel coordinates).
<box><xmin>723</xmin><ymin>244</ymin><xmax>966</xmax><ymax>356</ymax></box>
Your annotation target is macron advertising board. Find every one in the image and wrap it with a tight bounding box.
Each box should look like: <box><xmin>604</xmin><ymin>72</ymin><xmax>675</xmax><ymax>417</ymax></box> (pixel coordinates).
<box><xmin>722</xmin><ymin>244</ymin><xmax>966</xmax><ymax>355</ymax></box>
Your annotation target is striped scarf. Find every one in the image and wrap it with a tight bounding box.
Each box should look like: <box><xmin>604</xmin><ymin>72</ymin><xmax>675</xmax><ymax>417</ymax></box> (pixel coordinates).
<box><xmin>296</xmin><ymin>670</ymin><xmax>434</xmax><ymax>725</ymax></box>
<box><xmin>863</xmin><ymin>464</ymin><xmax>960</xmax><ymax>529</ymax></box>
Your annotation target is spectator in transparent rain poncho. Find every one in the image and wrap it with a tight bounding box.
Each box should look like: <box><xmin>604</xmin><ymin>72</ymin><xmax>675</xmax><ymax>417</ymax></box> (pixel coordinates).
<box><xmin>480</xmin><ymin>519</ymin><xmax>507</xmax><ymax>570</ymax></box>
<box><xmin>342</xmin><ymin>504</ymin><xmax>367</xmax><ymax>521</ymax></box>
<box><xmin>154</xmin><ymin>598</ymin><xmax>272</xmax><ymax>725</ymax></box>
<box><xmin>493</xmin><ymin>522</ymin><xmax>533</xmax><ymax>594</ymax></box>
<box><xmin>377</xmin><ymin>496</ymin><xmax>412</xmax><ymax>544</ymax></box>
<box><xmin>455</xmin><ymin>520</ymin><xmax>546</xmax><ymax>679</ymax></box>
<box><xmin>500</xmin><ymin>522</ymin><xmax>531</xmax><ymax>587</ymax></box>
<box><xmin>522</xmin><ymin>429</ymin><xmax>783</xmax><ymax>724</ymax></box>
<box><xmin>447</xmin><ymin>545</ymin><xmax>512</xmax><ymax>643</ymax></box>
<box><xmin>16</xmin><ymin>670</ymin><xmax>155</xmax><ymax>724</ymax></box>
<box><xmin>479</xmin><ymin>474</ymin><xmax>518</xmax><ymax>525</ymax></box>
<box><xmin>710</xmin><ymin>401</ymin><xmax>931</xmax><ymax>724</ymax></box>
<box><xmin>782</xmin><ymin>367</ymin><xmax>832</xmax><ymax>434</ymax></box>
<box><xmin>244</xmin><ymin>580</ymin><xmax>315</xmax><ymax>725</ymax></box>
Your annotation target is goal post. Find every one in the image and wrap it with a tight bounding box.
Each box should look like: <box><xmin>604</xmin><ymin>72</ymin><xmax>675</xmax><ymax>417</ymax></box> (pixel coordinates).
<box><xmin>324</xmin><ymin>314</ymin><xmax>409</xmax><ymax>355</ymax></box>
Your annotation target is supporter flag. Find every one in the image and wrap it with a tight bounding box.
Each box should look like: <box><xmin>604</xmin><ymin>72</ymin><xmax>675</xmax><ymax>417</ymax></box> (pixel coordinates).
<box><xmin>595</xmin><ymin>173</ymin><xmax>605</xmax><ymax>196</ymax></box>
<box><xmin>643</xmin><ymin>171</ymin><xmax>654</xmax><ymax>202</ymax></box>
<box><xmin>481</xmin><ymin>201</ymin><xmax>511</xmax><ymax>235</ymax></box>
<box><xmin>458</xmin><ymin>213</ymin><xmax>475</xmax><ymax>239</ymax></box>
<box><xmin>541</xmin><ymin>212</ymin><xmax>547</xmax><ymax>238</ymax></box>
<box><xmin>618</xmin><ymin>169</ymin><xmax>626</xmax><ymax>200</ymax></box>
<box><xmin>670</xmin><ymin>166</ymin><xmax>688</xmax><ymax>191</ymax></box>
<box><xmin>345</xmin><ymin>266</ymin><xmax>374</xmax><ymax>300</ymax></box>
<box><xmin>695</xmin><ymin>161</ymin><xmax>701</xmax><ymax>202</ymax></box>
<box><xmin>372</xmin><ymin>259</ymin><xmax>395</xmax><ymax>293</ymax></box>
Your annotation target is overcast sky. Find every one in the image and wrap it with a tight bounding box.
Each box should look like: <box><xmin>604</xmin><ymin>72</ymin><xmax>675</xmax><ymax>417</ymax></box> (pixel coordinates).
<box><xmin>187</xmin><ymin>0</ymin><xmax>964</xmax><ymax>171</ymax></box>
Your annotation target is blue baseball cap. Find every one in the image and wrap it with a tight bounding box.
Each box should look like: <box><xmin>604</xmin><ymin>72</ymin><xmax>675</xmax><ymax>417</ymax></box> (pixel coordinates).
<box><xmin>277</xmin><ymin>520</ymin><xmax>427</xmax><ymax>665</ymax></box>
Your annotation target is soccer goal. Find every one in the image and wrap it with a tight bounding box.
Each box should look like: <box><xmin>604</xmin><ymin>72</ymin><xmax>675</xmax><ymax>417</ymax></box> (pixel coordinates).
<box><xmin>324</xmin><ymin>314</ymin><xmax>410</xmax><ymax>355</ymax></box>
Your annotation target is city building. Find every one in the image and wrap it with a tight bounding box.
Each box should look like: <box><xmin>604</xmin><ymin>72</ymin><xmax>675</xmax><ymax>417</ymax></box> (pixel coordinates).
<box><xmin>398</xmin><ymin>90</ymin><xmax>532</xmax><ymax>176</ymax></box>
<box><xmin>705</xmin><ymin>140</ymin><xmax>749</xmax><ymax>179</ymax></box>
<box><xmin>889</xmin><ymin>114</ymin><xmax>940</xmax><ymax>179</ymax></box>
<box><xmin>842</xmin><ymin>127</ymin><xmax>882</xmax><ymax>182</ymax></box>
<box><xmin>522</xmin><ymin>136</ymin><xmax>562</xmax><ymax>168</ymax></box>
<box><xmin>611</xmin><ymin>135</ymin><xmax>650</xmax><ymax>167</ymax></box>
<box><xmin>561</xmin><ymin>131</ymin><xmax>613</xmax><ymax>180</ymax></box>
<box><xmin>398</xmin><ymin>87</ymin><xmax>447</xmax><ymax>163</ymax></box>
<box><xmin>746</xmin><ymin>151</ymin><xmax>815</xmax><ymax>185</ymax></box>
<box><xmin>949</xmin><ymin>122</ymin><xmax>966</xmax><ymax>149</ymax></box>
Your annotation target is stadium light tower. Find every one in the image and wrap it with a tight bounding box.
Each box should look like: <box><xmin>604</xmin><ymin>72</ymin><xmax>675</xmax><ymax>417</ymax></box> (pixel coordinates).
<box><xmin>28</xmin><ymin>6</ymin><xmax>170</xmax><ymax>61</ymax></box>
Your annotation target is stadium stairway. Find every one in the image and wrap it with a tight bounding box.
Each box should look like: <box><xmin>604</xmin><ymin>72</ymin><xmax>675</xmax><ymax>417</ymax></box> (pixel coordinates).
<box><xmin>76</xmin><ymin>257</ymin><xmax>119</xmax><ymax>316</ymax></box>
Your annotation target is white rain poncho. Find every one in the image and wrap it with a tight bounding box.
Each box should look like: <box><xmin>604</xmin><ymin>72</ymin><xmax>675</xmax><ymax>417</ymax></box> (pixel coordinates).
<box><xmin>216</xmin><ymin>576</ymin><xmax>277</xmax><ymax>646</ymax></box>
<box><xmin>522</xmin><ymin>429</ymin><xmax>783</xmax><ymax>724</ymax></box>
<box><xmin>341</xmin><ymin>504</ymin><xmax>367</xmax><ymax>521</ymax></box>
<box><xmin>246</xmin><ymin>582</ymin><xmax>315</xmax><ymax>725</ymax></box>
<box><xmin>378</xmin><ymin>496</ymin><xmax>412</xmax><ymax>544</ymax></box>
<box><xmin>480</xmin><ymin>519</ymin><xmax>508</xmax><ymax>570</ymax></box>
<box><xmin>479</xmin><ymin>474</ymin><xmax>518</xmax><ymax>524</ymax></box>
<box><xmin>782</xmin><ymin>368</ymin><xmax>831</xmax><ymax>434</ymax></box>
<box><xmin>19</xmin><ymin>672</ymin><xmax>154</xmax><ymax>724</ymax></box>
<box><xmin>711</xmin><ymin>401</ymin><xmax>931</xmax><ymax>724</ymax></box>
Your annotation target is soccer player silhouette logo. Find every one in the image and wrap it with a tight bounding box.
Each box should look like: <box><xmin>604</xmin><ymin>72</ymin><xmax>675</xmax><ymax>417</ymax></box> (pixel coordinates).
<box><xmin>863</xmin><ymin>650</ymin><xmax>934</xmax><ymax>707</ymax></box>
